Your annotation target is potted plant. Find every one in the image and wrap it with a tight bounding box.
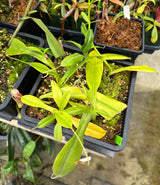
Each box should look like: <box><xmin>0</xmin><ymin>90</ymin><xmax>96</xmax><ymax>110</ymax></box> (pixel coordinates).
<box><xmin>0</xmin><ymin>0</ymin><xmax>40</xmax><ymax>27</ymax></box>
<box><xmin>93</xmin><ymin>0</ymin><xmax>145</xmax><ymax>59</ymax></box>
<box><xmin>0</xmin><ymin>23</ymin><xmax>44</xmax><ymax>120</ymax></box>
<box><xmin>119</xmin><ymin>0</ymin><xmax>160</xmax><ymax>52</ymax></box>
<box><xmin>5</xmin><ymin>5</ymin><xmax>157</xmax><ymax>177</ymax></box>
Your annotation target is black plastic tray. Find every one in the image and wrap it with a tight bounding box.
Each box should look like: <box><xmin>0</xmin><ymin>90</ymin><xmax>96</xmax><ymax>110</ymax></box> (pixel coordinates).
<box><xmin>93</xmin><ymin>13</ymin><xmax>145</xmax><ymax>60</ymax></box>
<box><xmin>19</xmin><ymin>62</ymin><xmax>137</xmax><ymax>156</ymax></box>
<box><xmin>0</xmin><ymin>23</ymin><xmax>44</xmax><ymax>121</ymax></box>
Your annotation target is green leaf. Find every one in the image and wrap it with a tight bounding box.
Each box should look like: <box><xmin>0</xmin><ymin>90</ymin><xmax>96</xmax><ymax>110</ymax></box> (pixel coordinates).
<box><xmin>61</xmin><ymin>3</ymin><xmax>66</xmax><ymax>18</ymax></box>
<box><xmin>53</xmin><ymin>113</ymin><xmax>92</xmax><ymax>177</ymax></box>
<box><xmin>102</xmin><ymin>53</ymin><xmax>131</xmax><ymax>60</ymax></box>
<box><xmin>81</xmin><ymin>29</ymin><xmax>94</xmax><ymax>54</ymax></box>
<box><xmin>31</xmin><ymin>17</ymin><xmax>65</xmax><ymax>58</ymax></box>
<box><xmin>81</xmin><ymin>22</ymin><xmax>88</xmax><ymax>36</ymax></box>
<box><xmin>29</xmin><ymin>62</ymin><xmax>56</xmax><ymax>76</ymax></box>
<box><xmin>111</xmin><ymin>65</ymin><xmax>158</xmax><ymax>75</ymax></box>
<box><xmin>145</xmin><ymin>24</ymin><xmax>153</xmax><ymax>32</ymax></box>
<box><xmin>60</xmin><ymin>91</ymin><xmax>70</xmax><ymax>110</ymax></box>
<box><xmin>23</xmin><ymin>141</ymin><xmax>36</xmax><ymax>159</ymax></box>
<box><xmin>43</xmin><ymin>138</ymin><xmax>54</xmax><ymax>158</ymax></box>
<box><xmin>65</xmin><ymin>40</ymin><xmax>82</xmax><ymax>50</ymax></box>
<box><xmin>137</xmin><ymin>4</ymin><xmax>146</xmax><ymax>14</ymax></box>
<box><xmin>55</xmin><ymin>111</ymin><xmax>72</xmax><ymax>128</ymax></box>
<box><xmin>61</xmin><ymin>53</ymin><xmax>84</xmax><ymax>67</ymax></box>
<box><xmin>6</xmin><ymin>38</ymin><xmax>27</xmax><ymax>55</ymax></box>
<box><xmin>51</xmin><ymin>80</ymin><xmax>62</xmax><ymax>109</ymax></box>
<box><xmin>151</xmin><ymin>26</ymin><xmax>158</xmax><ymax>43</ymax></box>
<box><xmin>81</xmin><ymin>12</ymin><xmax>88</xmax><ymax>23</ymax></box>
<box><xmin>86</xmin><ymin>51</ymin><xmax>103</xmax><ymax>107</ymax></box>
<box><xmin>54</xmin><ymin>123</ymin><xmax>62</xmax><ymax>141</ymax></box>
<box><xmin>23</xmin><ymin>167</ymin><xmax>37</xmax><ymax>184</ymax></box>
<box><xmin>3</xmin><ymin>159</ymin><xmax>18</xmax><ymax>174</ymax></box>
<box><xmin>37</xmin><ymin>115</ymin><xmax>55</xmax><ymax>128</ymax></box>
<box><xmin>8</xmin><ymin>127</ymin><xmax>15</xmax><ymax>161</ymax></box>
<box><xmin>96</xmin><ymin>92</ymin><xmax>127</xmax><ymax>120</ymax></box>
<box><xmin>21</xmin><ymin>95</ymin><xmax>56</xmax><ymax>113</ymax></box>
<box><xmin>61</xmin><ymin>86</ymin><xmax>86</xmax><ymax>100</ymax></box>
<box><xmin>143</xmin><ymin>16</ymin><xmax>154</xmax><ymax>22</ymax></box>
<box><xmin>14</xmin><ymin>128</ymin><xmax>26</xmax><ymax>149</ymax></box>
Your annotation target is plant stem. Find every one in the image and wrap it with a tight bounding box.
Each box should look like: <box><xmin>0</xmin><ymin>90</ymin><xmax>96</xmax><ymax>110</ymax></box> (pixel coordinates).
<box><xmin>8</xmin><ymin>0</ymin><xmax>34</xmax><ymax>46</ymax></box>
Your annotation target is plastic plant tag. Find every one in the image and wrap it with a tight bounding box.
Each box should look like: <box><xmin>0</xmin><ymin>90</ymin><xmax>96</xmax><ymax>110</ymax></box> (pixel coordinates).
<box><xmin>123</xmin><ymin>5</ymin><xmax>130</xmax><ymax>20</ymax></box>
<box><xmin>114</xmin><ymin>135</ymin><xmax>123</xmax><ymax>146</ymax></box>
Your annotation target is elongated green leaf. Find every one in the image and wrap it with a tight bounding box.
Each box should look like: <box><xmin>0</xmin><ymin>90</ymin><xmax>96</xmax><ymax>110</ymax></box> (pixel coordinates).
<box><xmin>102</xmin><ymin>53</ymin><xmax>131</xmax><ymax>60</ymax></box>
<box><xmin>3</xmin><ymin>159</ymin><xmax>18</xmax><ymax>174</ymax></box>
<box><xmin>145</xmin><ymin>24</ymin><xmax>153</xmax><ymax>32</ymax></box>
<box><xmin>54</xmin><ymin>123</ymin><xmax>62</xmax><ymax>141</ymax></box>
<box><xmin>53</xmin><ymin>113</ymin><xmax>92</xmax><ymax>177</ymax></box>
<box><xmin>29</xmin><ymin>62</ymin><xmax>56</xmax><ymax>76</ymax></box>
<box><xmin>51</xmin><ymin>80</ymin><xmax>62</xmax><ymax>109</ymax></box>
<box><xmin>61</xmin><ymin>53</ymin><xmax>84</xmax><ymax>67</ymax></box>
<box><xmin>96</xmin><ymin>92</ymin><xmax>127</xmax><ymax>120</ymax></box>
<box><xmin>86</xmin><ymin>51</ymin><xmax>103</xmax><ymax>107</ymax></box>
<box><xmin>143</xmin><ymin>16</ymin><xmax>154</xmax><ymax>22</ymax></box>
<box><xmin>81</xmin><ymin>22</ymin><xmax>88</xmax><ymax>36</ymax></box>
<box><xmin>65</xmin><ymin>40</ymin><xmax>82</xmax><ymax>50</ymax></box>
<box><xmin>37</xmin><ymin>115</ymin><xmax>55</xmax><ymax>128</ymax></box>
<box><xmin>23</xmin><ymin>167</ymin><xmax>37</xmax><ymax>184</ymax></box>
<box><xmin>21</xmin><ymin>95</ymin><xmax>55</xmax><ymax>113</ymax></box>
<box><xmin>137</xmin><ymin>4</ymin><xmax>146</xmax><ymax>14</ymax></box>
<box><xmin>18</xmin><ymin>129</ymin><xmax>42</xmax><ymax>165</ymax></box>
<box><xmin>81</xmin><ymin>29</ymin><xmax>94</xmax><ymax>54</ymax></box>
<box><xmin>55</xmin><ymin>111</ymin><xmax>72</xmax><ymax>128</ymax></box>
<box><xmin>60</xmin><ymin>91</ymin><xmax>70</xmax><ymax>110</ymax></box>
<box><xmin>151</xmin><ymin>26</ymin><xmax>158</xmax><ymax>43</ymax></box>
<box><xmin>14</xmin><ymin>127</ymin><xmax>26</xmax><ymax>149</ymax></box>
<box><xmin>43</xmin><ymin>138</ymin><xmax>54</xmax><ymax>158</ymax></box>
<box><xmin>62</xmin><ymin>86</ymin><xmax>86</xmax><ymax>100</ymax></box>
<box><xmin>59</xmin><ymin>57</ymin><xmax>88</xmax><ymax>85</ymax></box>
<box><xmin>111</xmin><ymin>65</ymin><xmax>158</xmax><ymax>75</ymax></box>
<box><xmin>8</xmin><ymin>127</ymin><xmax>15</xmax><ymax>161</ymax></box>
<box><xmin>39</xmin><ymin>92</ymin><xmax>52</xmax><ymax>99</ymax></box>
<box><xmin>81</xmin><ymin>12</ymin><xmax>88</xmax><ymax>23</ymax></box>
<box><xmin>23</xmin><ymin>141</ymin><xmax>36</xmax><ymax>159</ymax></box>
<box><xmin>30</xmin><ymin>17</ymin><xmax>65</xmax><ymax>58</ymax></box>
<box><xmin>6</xmin><ymin>38</ymin><xmax>26</xmax><ymax>55</ymax></box>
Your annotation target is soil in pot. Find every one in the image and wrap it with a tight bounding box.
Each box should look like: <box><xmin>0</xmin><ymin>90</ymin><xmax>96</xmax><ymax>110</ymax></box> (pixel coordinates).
<box><xmin>0</xmin><ymin>0</ymin><xmax>38</xmax><ymax>25</ymax></box>
<box><xmin>0</xmin><ymin>29</ymin><xmax>33</xmax><ymax>104</ymax></box>
<box><xmin>95</xmin><ymin>16</ymin><xmax>143</xmax><ymax>51</ymax></box>
<box><xmin>25</xmin><ymin>61</ymin><xmax>131</xmax><ymax>146</ymax></box>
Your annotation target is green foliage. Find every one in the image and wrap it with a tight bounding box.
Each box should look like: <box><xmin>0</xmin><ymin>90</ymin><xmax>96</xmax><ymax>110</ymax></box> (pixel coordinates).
<box><xmin>6</xmin><ymin>2</ymin><xmax>158</xmax><ymax>179</ymax></box>
<box><xmin>3</xmin><ymin>127</ymin><xmax>54</xmax><ymax>184</ymax></box>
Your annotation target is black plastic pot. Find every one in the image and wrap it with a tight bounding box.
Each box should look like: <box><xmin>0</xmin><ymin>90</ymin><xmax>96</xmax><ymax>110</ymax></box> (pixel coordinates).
<box><xmin>0</xmin><ymin>0</ymin><xmax>40</xmax><ymax>27</ymax></box>
<box><xmin>19</xmin><ymin>61</ymin><xmax>137</xmax><ymax>156</ymax></box>
<box><xmin>93</xmin><ymin>13</ymin><xmax>145</xmax><ymax>60</ymax></box>
<box><xmin>0</xmin><ymin>23</ymin><xmax>44</xmax><ymax>121</ymax></box>
<box><xmin>144</xmin><ymin>27</ymin><xmax>160</xmax><ymax>54</ymax></box>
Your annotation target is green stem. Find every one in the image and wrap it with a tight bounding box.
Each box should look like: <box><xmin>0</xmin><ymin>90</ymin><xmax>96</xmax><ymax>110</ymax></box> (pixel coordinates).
<box><xmin>8</xmin><ymin>0</ymin><xmax>34</xmax><ymax>46</ymax></box>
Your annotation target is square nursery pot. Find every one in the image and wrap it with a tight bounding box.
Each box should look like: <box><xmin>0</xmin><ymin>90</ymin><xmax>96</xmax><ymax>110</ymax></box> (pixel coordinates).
<box><xmin>0</xmin><ymin>0</ymin><xmax>40</xmax><ymax>28</ymax></box>
<box><xmin>93</xmin><ymin>13</ymin><xmax>145</xmax><ymax>61</ymax></box>
<box><xmin>0</xmin><ymin>22</ymin><xmax>44</xmax><ymax>121</ymax></box>
<box><xmin>144</xmin><ymin>31</ymin><xmax>160</xmax><ymax>53</ymax></box>
<box><xmin>19</xmin><ymin>58</ymin><xmax>137</xmax><ymax>156</ymax></box>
